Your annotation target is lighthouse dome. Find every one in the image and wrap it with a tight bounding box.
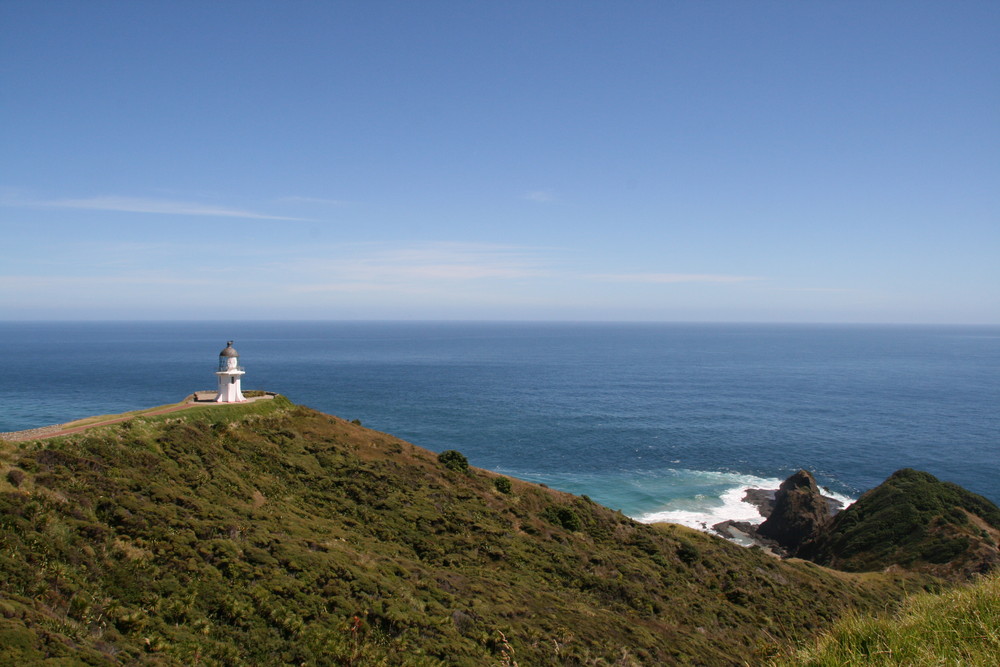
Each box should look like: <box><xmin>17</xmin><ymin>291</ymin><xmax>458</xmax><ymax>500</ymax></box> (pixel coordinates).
<box><xmin>218</xmin><ymin>341</ymin><xmax>242</xmax><ymax>372</ymax></box>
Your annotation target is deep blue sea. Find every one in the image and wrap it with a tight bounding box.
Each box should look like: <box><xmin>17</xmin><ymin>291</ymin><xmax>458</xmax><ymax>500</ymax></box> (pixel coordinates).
<box><xmin>2</xmin><ymin>322</ymin><xmax>998</xmax><ymax>531</ymax></box>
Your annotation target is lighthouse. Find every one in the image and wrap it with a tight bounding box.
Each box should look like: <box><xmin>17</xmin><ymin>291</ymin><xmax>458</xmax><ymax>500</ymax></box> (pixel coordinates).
<box><xmin>215</xmin><ymin>341</ymin><xmax>246</xmax><ymax>403</ymax></box>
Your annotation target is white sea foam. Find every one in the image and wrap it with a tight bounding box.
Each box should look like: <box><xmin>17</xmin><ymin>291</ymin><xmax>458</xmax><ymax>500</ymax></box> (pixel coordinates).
<box><xmin>635</xmin><ymin>475</ymin><xmax>856</xmax><ymax>536</ymax></box>
<box><xmin>820</xmin><ymin>488</ymin><xmax>856</xmax><ymax>511</ymax></box>
<box><xmin>502</xmin><ymin>466</ymin><xmax>857</xmax><ymax>540</ymax></box>
<box><xmin>637</xmin><ymin>483</ymin><xmax>772</xmax><ymax>530</ymax></box>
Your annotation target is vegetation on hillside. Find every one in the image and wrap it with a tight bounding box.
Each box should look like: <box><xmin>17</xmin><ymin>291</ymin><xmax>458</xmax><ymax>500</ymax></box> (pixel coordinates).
<box><xmin>1</xmin><ymin>399</ymin><xmax>935</xmax><ymax>665</ymax></box>
<box><xmin>800</xmin><ymin>468</ymin><xmax>1000</xmax><ymax>578</ymax></box>
<box><xmin>783</xmin><ymin>570</ymin><xmax>1000</xmax><ymax>666</ymax></box>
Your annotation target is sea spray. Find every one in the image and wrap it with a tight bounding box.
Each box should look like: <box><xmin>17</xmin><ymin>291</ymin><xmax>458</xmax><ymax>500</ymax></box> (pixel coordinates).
<box><xmin>638</xmin><ymin>484</ymin><xmax>779</xmax><ymax>529</ymax></box>
<box><xmin>637</xmin><ymin>481</ymin><xmax>855</xmax><ymax>534</ymax></box>
<box><xmin>505</xmin><ymin>467</ymin><xmax>856</xmax><ymax>539</ymax></box>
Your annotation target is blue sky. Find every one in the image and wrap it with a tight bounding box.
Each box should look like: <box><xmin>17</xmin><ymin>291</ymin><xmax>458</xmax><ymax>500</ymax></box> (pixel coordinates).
<box><xmin>2</xmin><ymin>1</ymin><xmax>998</xmax><ymax>322</ymax></box>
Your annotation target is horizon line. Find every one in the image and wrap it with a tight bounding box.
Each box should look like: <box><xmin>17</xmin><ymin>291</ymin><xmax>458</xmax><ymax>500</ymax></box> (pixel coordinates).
<box><xmin>1</xmin><ymin>318</ymin><xmax>997</xmax><ymax>327</ymax></box>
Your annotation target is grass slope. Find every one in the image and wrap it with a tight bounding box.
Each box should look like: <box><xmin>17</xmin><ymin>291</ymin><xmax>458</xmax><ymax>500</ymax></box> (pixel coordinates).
<box><xmin>785</xmin><ymin>570</ymin><xmax>1000</xmax><ymax>666</ymax></box>
<box><xmin>1</xmin><ymin>398</ymin><xmax>933</xmax><ymax>666</ymax></box>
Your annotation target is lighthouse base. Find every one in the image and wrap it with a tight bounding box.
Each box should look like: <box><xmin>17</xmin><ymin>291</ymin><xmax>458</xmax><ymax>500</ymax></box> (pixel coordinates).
<box><xmin>215</xmin><ymin>371</ymin><xmax>246</xmax><ymax>403</ymax></box>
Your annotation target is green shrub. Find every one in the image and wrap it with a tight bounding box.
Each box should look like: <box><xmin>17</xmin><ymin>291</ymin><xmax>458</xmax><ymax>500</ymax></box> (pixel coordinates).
<box><xmin>437</xmin><ymin>450</ymin><xmax>469</xmax><ymax>473</ymax></box>
<box><xmin>543</xmin><ymin>506</ymin><xmax>581</xmax><ymax>531</ymax></box>
<box><xmin>493</xmin><ymin>477</ymin><xmax>513</xmax><ymax>494</ymax></box>
<box><xmin>920</xmin><ymin>536</ymin><xmax>969</xmax><ymax>564</ymax></box>
<box><xmin>676</xmin><ymin>541</ymin><xmax>700</xmax><ymax>565</ymax></box>
<box><xmin>5</xmin><ymin>469</ymin><xmax>25</xmax><ymax>487</ymax></box>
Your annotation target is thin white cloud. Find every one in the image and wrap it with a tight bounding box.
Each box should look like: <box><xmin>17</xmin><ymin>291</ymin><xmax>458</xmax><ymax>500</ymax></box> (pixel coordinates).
<box><xmin>773</xmin><ymin>287</ymin><xmax>855</xmax><ymax>293</ymax></box>
<box><xmin>523</xmin><ymin>190</ymin><xmax>556</xmax><ymax>203</ymax></box>
<box><xmin>0</xmin><ymin>273</ymin><xmax>221</xmax><ymax>289</ymax></box>
<box><xmin>291</xmin><ymin>282</ymin><xmax>414</xmax><ymax>294</ymax></box>
<box><xmin>277</xmin><ymin>195</ymin><xmax>349</xmax><ymax>206</ymax></box>
<box><xmin>365</xmin><ymin>244</ymin><xmax>550</xmax><ymax>279</ymax></box>
<box><xmin>589</xmin><ymin>273</ymin><xmax>761</xmax><ymax>284</ymax></box>
<box><xmin>285</xmin><ymin>242</ymin><xmax>553</xmax><ymax>293</ymax></box>
<box><xmin>278</xmin><ymin>244</ymin><xmax>765</xmax><ymax>297</ymax></box>
<box><xmin>16</xmin><ymin>195</ymin><xmax>310</xmax><ymax>221</ymax></box>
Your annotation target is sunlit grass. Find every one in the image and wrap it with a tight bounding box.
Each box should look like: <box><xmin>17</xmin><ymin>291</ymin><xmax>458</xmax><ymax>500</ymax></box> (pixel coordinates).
<box><xmin>787</xmin><ymin>570</ymin><xmax>1000</xmax><ymax>666</ymax></box>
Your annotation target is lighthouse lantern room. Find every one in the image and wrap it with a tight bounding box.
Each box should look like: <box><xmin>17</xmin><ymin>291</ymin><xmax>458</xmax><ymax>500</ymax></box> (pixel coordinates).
<box><xmin>215</xmin><ymin>341</ymin><xmax>247</xmax><ymax>403</ymax></box>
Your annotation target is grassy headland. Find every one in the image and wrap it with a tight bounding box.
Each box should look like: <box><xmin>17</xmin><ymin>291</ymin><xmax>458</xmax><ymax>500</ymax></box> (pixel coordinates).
<box><xmin>0</xmin><ymin>397</ymin><xmax>942</xmax><ymax>665</ymax></box>
<box><xmin>800</xmin><ymin>468</ymin><xmax>1000</xmax><ymax>579</ymax></box>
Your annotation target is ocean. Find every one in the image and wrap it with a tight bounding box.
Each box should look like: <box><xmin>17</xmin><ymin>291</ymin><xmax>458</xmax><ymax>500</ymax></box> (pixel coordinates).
<box><xmin>2</xmin><ymin>321</ymin><xmax>998</xmax><ymax>532</ymax></box>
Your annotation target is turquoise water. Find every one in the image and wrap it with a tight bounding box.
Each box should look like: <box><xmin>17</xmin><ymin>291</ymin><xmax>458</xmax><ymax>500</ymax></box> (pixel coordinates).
<box><xmin>1</xmin><ymin>322</ymin><xmax>997</xmax><ymax>528</ymax></box>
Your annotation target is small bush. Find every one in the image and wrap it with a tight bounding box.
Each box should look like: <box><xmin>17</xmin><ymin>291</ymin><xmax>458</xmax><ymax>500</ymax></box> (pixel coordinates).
<box><xmin>437</xmin><ymin>450</ymin><xmax>469</xmax><ymax>473</ymax></box>
<box><xmin>6</xmin><ymin>469</ymin><xmax>25</xmax><ymax>487</ymax></box>
<box><xmin>543</xmin><ymin>506</ymin><xmax>581</xmax><ymax>532</ymax></box>
<box><xmin>676</xmin><ymin>542</ymin><xmax>700</xmax><ymax>565</ymax></box>
<box><xmin>920</xmin><ymin>535</ymin><xmax>969</xmax><ymax>564</ymax></box>
<box><xmin>493</xmin><ymin>477</ymin><xmax>513</xmax><ymax>494</ymax></box>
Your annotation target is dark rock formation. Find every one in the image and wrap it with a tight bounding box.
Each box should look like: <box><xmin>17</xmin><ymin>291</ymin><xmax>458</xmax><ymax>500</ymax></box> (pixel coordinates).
<box><xmin>756</xmin><ymin>470</ymin><xmax>831</xmax><ymax>553</ymax></box>
<box><xmin>717</xmin><ymin>468</ymin><xmax>998</xmax><ymax>582</ymax></box>
<box><xmin>743</xmin><ymin>486</ymin><xmax>843</xmax><ymax>521</ymax></box>
<box><xmin>742</xmin><ymin>488</ymin><xmax>777</xmax><ymax>517</ymax></box>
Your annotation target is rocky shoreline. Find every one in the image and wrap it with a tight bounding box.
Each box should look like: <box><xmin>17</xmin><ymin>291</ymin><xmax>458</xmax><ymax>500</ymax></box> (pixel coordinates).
<box><xmin>712</xmin><ymin>473</ymin><xmax>845</xmax><ymax>555</ymax></box>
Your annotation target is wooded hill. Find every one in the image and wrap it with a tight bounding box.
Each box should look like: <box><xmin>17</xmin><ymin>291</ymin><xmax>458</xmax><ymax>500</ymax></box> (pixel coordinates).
<box><xmin>0</xmin><ymin>397</ymin><xmax>949</xmax><ymax>665</ymax></box>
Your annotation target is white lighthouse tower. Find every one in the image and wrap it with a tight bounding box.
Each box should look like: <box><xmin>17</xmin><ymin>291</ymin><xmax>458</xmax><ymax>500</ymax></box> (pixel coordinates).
<box><xmin>215</xmin><ymin>341</ymin><xmax>246</xmax><ymax>403</ymax></box>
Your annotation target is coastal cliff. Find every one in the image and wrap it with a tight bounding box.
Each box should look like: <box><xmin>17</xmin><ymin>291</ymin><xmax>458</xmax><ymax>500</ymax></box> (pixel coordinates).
<box><xmin>0</xmin><ymin>398</ymin><xmax>970</xmax><ymax>665</ymax></box>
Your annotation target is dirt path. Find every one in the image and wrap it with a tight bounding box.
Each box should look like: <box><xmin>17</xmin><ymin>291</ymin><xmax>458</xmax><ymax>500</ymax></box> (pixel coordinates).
<box><xmin>0</xmin><ymin>402</ymin><xmax>203</xmax><ymax>443</ymax></box>
<box><xmin>0</xmin><ymin>392</ymin><xmax>280</xmax><ymax>443</ymax></box>
<box><xmin>1</xmin><ymin>393</ymin><xmax>279</xmax><ymax>443</ymax></box>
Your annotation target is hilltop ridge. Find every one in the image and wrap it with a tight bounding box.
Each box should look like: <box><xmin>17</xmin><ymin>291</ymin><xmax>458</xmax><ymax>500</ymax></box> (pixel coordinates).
<box><xmin>799</xmin><ymin>468</ymin><xmax>1000</xmax><ymax>579</ymax></box>
<box><xmin>0</xmin><ymin>398</ymin><xmax>942</xmax><ymax>665</ymax></box>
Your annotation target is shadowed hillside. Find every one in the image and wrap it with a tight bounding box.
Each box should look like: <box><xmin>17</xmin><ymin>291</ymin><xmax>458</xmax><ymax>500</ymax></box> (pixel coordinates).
<box><xmin>799</xmin><ymin>468</ymin><xmax>1000</xmax><ymax>579</ymax></box>
<box><xmin>1</xmin><ymin>398</ymin><xmax>934</xmax><ymax>665</ymax></box>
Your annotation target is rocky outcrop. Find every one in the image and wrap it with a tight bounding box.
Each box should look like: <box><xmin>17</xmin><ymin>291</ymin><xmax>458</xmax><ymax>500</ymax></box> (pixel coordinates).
<box><xmin>716</xmin><ymin>468</ymin><xmax>999</xmax><ymax>581</ymax></box>
<box><xmin>756</xmin><ymin>469</ymin><xmax>832</xmax><ymax>553</ymax></box>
